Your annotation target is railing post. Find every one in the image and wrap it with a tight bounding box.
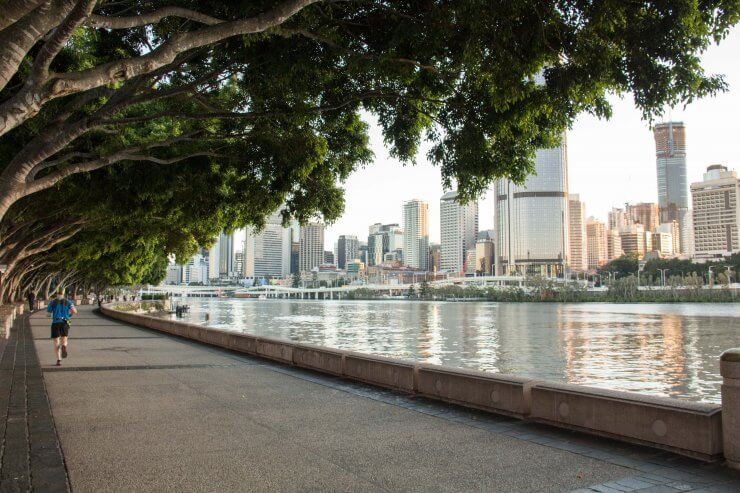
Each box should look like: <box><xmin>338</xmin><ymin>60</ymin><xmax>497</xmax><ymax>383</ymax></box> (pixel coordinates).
<box><xmin>721</xmin><ymin>348</ymin><xmax>740</xmax><ymax>470</ymax></box>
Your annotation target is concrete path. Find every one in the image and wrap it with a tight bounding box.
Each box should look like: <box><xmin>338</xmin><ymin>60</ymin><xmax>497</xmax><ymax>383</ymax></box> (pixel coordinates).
<box><xmin>22</xmin><ymin>306</ymin><xmax>740</xmax><ymax>492</ymax></box>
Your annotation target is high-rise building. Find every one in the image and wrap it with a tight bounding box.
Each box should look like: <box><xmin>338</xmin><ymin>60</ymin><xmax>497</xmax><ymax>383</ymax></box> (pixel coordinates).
<box><xmin>428</xmin><ymin>243</ymin><xmax>441</xmax><ymax>273</ymax></box>
<box><xmin>290</xmin><ymin>242</ymin><xmax>299</xmax><ymax>274</ymax></box>
<box><xmin>207</xmin><ymin>238</ymin><xmax>220</xmax><ymax>281</ymax></box>
<box><xmin>618</xmin><ymin>224</ymin><xmax>652</xmax><ymax>259</ymax></box>
<box><xmin>183</xmin><ymin>253</ymin><xmax>209</xmax><ymax>284</ymax></box>
<box><xmin>164</xmin><ymin>264</ymin><xmax>183</xmax><ymax>285</ymax></box>
<box><xmin>568</xmin><ymin>194</ymin><xmax>587</xmax><ymax>272</ymax></box>
<box><xmin>652</xmin><ymin>232</ymin><xmax>675</xmax><ymax>257</ymax></box>
<box><xmin>477</xmin><ymin>229</ymin><xmax>495</xmax><ymax>241</ymax></box>
<box><xmin>495</xmin><ymin>137</ymin><xmax>570</xmax><ymax>276</ymax></box>
<box><xmin>608</xmin><ymin>207</ymin><xmax>631</xmax><ymax>231</ymax></box>
<box><xmin>475</xmin><ymin>239</ymin><xmax>495</xmax><ymax>275</ymax></box>
<box><xmin>299</xmin><ymin>223</ymin><xmax>325</xmax><ymax>272</ymax></box>
<box><xmin>607</xmin><ymin>229</ymin><xmax>623</xmax><ymax>261</ymax></box>
<box><xmin>323</xmin><ymin>251</ymin><xmax>335</xmax><ymax>265</ymax></box>
<box><xmin>629</xmin><ymin>203</ymin><xmax>660</xmax><ymax>232</ymax></box>
<box><xmin>358</xmin><ymin>243</ymin><xmax>369</xmax><ymax>265</ymax></box>
<box><xmin>336</xmin><ymin>235</ymin><xmax>359</xmax><ymax>269</ymax></box>
<box><xmin>691</xmin><ymin>165</ymin><xmax>739</xmax><ymax>259</ymax></box>
<box><xmin>440</xmin><ymin>191</ymin><xmax>479</xmax><ymax>273</ymax></box>
<box><xmin>243</xmin><ymin>210</ymin><xmax>292</xmax><ymax>278</ymax></box>
<box><xmin>217</xmin><ymin>231</ymin><xmax>234</xmax><ymax>277</ymax></box>
<box><xmin>367</xmin><ymin>224</ymin><xmax>402</xmax><ymax>266</ymax></box>
<box><xmin>654</xmin><ymin>122</ymin><xmax>690</xmax><ymax>253</ymax></box>
<box><xmin>403</xmin><ymin>199</ymin><xmax>429</xmax><ymax>270</ymax></box>
<box><xmin>585</xmin><ymin>218</ymin><xmax>608</xmax><ymax>271</ymax></box>
<box><xmin>657</xmin><ymin>221</ymin><xmax>680</xmax><ymax>255</ymax></box>
<box><xmin>368</xmin><ymin>232</ymin><xmax>385</xmax><ymax>266</ymax></box>
<box><xmin>234</xmin><ymin>252</ymin><xmax>244</xmax><ymax>277</ymax></box>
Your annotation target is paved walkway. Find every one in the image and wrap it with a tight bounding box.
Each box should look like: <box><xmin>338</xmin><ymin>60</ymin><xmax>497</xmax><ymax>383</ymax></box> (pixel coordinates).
<box><xmin>2</xmin><ymin>306</ymin><xmax>734</xmax><ymax>492</ymax></box>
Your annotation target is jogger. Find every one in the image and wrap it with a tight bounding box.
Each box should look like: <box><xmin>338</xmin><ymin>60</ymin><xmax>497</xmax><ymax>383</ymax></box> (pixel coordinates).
<box><xmin>47</xmin><ymin>289</ymin><xmax>77</xmax><ymax>366</ymax></box>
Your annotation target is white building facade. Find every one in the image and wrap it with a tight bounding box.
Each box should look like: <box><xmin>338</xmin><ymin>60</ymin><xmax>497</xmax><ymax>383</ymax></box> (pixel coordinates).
<box><xmin>691</xmin><ymin>165</ymin><xmax>739</xmax><ymax>259</ymax></box>
<box><xmin>243</xmin><ymin>210</ymin><xmax>292</xmax><ymax>278</ymax></box>
<box><xmin>440</xmin><ymin>191</ymin><xmax>478</xmax><ymax>273</ymax></box>
<box><xmin>299</xmin><ymin>222</ymin><xmax>325</xmax><ymax>272</ymax></box>
<box><xmin>568</xmin><ymin>194</ymin><xmax>587</xmax><ymax>272</ymax></box>
<box><xmin>494</xmin><ymin>137</ymin><xmax>570</xmax><ymax>276</ymax></box>
<box><xmin>403</xmin><ymin>199</ymin><xmax>429</xmax><ymax>270</ymax></box>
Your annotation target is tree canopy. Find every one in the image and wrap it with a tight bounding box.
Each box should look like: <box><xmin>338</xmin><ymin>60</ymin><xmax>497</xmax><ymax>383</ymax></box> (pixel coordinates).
<box><xmin>0</xmin><ymin>0</ymin><xmax>738</xmax><ymax>301</ymax></box>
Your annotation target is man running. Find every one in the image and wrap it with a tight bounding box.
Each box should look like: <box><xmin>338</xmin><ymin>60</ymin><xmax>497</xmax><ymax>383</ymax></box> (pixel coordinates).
<box><xmin>47</xmin><ymin>289</ymin><xmax>77</xmax><ymax>366</ymax></box>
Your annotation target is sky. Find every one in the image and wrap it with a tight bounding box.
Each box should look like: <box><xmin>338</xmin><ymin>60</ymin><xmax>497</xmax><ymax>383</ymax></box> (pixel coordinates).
<box><xmin>322</xmin><ymin>26</ymin><xmax>740</xmax><ymax>250</ymax></box>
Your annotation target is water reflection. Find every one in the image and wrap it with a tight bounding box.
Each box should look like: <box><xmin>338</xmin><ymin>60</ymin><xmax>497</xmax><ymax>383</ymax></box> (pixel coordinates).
<box><xmin>166</xmin><ymin>299</ymin><xmax>739</xmax><ymax>403</ymax></box>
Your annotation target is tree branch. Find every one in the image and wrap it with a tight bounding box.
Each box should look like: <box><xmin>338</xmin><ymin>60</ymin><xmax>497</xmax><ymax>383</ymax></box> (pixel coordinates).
<box><xmin>0</xmin><ymin>0</ymin><xmax>47</xmax><ymax>32</ymax></box>
<box><xmin>28</xmin><ymin>0</ymin><xmax>98</xmax><ymax>84</ymax></box>
<box><xmin>0</xmin><ymin>0</ymin><xmax>319</xmax><ymax>139</ymax></box>
<box><xmin>88</xmin><ymin>6</ymin><xmax>224</xmax><ymax>29</ymax></box>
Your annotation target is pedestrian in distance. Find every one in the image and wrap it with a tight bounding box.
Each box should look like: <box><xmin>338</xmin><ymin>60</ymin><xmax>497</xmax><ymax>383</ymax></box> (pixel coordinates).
<box><xmin>26</xmin><ymin>289</ymin><xmax>36</xmax><ymax>312</ymax></box>
<box><xmin>47</xmin><ymin>289</ymin><xmax>77</xmax><ymax>366</ymax></box>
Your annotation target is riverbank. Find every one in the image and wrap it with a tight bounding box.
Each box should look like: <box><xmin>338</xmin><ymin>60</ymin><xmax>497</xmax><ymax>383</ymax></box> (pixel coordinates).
<box><xmin>345</xmin><ymin>280</ymin><xmax>738</xmax><ymax>303</ymax></box>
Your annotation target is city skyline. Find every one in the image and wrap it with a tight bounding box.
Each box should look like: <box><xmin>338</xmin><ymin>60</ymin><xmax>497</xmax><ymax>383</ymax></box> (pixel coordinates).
<box><xmin>324</xmin><ymin>27</ymin><xmax>740</xmax><ymax>250</ymax></box>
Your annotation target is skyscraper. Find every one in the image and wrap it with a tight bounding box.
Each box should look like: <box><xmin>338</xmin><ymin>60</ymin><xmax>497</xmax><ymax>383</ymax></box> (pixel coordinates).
<box><xmin>428</xmin><ymin>243</ymin><xmax>441</xmax><ymax>273</ymax></box>
<box><xmin>494</xmin><ymin>136</ymin><xmax>570</xmax><ymax>276</ymax></box>
<box><xmin>440</xmin><ymin>191</ymin><xmax>479</xmax><ymax>273</ymax></box>
<box><xmin>606</xmin><ymin>229</ymin><xmax>623</xmax><ymax>261</ymax></box>
<box><xmin>299</xmin><ymin>222</ymin><xmax>325</xmax><ymax>272</ymax></box>
<box><xmin>337</xmin><ymin>235</ymin><xmax>359</xmax><ymax>269</ymax></box>
<box><xmin>403</xmin><ymin>199</ymin><xmax>429</xmax><ymax>270</ymax></box>
<box><xmin>629</xmin><ymin>203</ymin><xmax>660</xmax><ymax>232</ymax></box>
<box><xmin>243</xmin><ymin>210</ymin><xmax>292</xmax><ymax>278</ymax></box>
<box><xmin>691</xmin><ymin>165</ymin><xmax>740</xmax><ymax>259</ymax></box>
<box><xmin>654</xmin><ymin>122</ymin><xmax>690</xmax><ymax>253</ymax></box>
<box><xmin>367</xmin><ymin>224</ymin><xmax>402</xmax><ymax>266</ymax></box>
<box><xmin>217</xmin><ymin>231</ymin><xmax>233</xmax><ymax>277</ymax></box>
<box><xmin>207</xmin><ymin>238</ymin><xmax>220</xmax><ymax>281</ymax></box>
<box><xmin>475</xmin><ymin>238</ymin><xmax>495</xmax><ymax>275</ymax></box>
<box><xmin>568</xmin><ymin>194</ymin><xmax>587</xmax><ymax>272</ymax></box>
<box><xmin>608</xmin><ymin>207</ymin><xmax>631</xmax><ymax>231</ymax></box>
<box><xmin>585</xmin><ymin>218</ymin><xmax>608</xmax><ymax>271</ymax></box>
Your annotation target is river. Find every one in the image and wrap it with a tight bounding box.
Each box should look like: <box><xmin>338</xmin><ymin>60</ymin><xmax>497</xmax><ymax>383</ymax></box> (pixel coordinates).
<box><xmin>164</xmin><ymin>299</ymin><xmax>739</xmax><ymax>403</ymax></box>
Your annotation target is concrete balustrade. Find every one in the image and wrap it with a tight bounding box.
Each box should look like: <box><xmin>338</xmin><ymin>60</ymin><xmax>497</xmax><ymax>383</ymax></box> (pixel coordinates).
<box><xmin>721</xmin><ymin>349</ymin><xmax>740</xmax><ymax>470</ymax></box>
<box><xmin>343</xmin><ymin>352</ymin><xmax>416</xmax><ymax>392</ymax></box>
<box><xmin>529</xmin><ymin>382</ymin><xmax>722</xmax><ymax>461</ymax></box>
<box><xmin>255</xmin><ymin>336</ymin><xmax>294</xmax><ymax>364</ymax></box>
<box><xmin>292</xmin><ymin>343</ymin><xmax>344</xmax><ymax>376</ymax></box>
<box><xmin>99</xmin><ymin>304</ymin><xmax>735</xmax><ymax>464</ymax></box>
<box><xmin>227</xmin><ymin>332</ymin><xmax>259</xmax><ymax>355</ymax></box>
<box><xmin>416</xmin><ymin>365</ymin><xmax>531</xmax><ymax>418</ymax></box>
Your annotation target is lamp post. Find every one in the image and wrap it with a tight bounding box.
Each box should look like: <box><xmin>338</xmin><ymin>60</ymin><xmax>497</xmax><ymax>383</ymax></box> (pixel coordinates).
<box><xmin>708</xmin><ymin>266</ymin><xmax>714</xmax><ymax>287</ymax></box>
<box><xmin>657</xmin><ymin>268</ymin><xmax>670</xmax><ymax>287</ymax></box>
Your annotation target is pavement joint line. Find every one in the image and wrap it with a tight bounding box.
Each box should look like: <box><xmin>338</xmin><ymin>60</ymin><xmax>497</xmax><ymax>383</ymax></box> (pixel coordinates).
<box><xmin>32</xmin><ymin>336</ymin><xmax>162</xmax><ymax>340</ymax></box>
<box><xmin>42</xmin><ymin>363</ymin><xmax>253</xmax><ymax>372</ymax></box>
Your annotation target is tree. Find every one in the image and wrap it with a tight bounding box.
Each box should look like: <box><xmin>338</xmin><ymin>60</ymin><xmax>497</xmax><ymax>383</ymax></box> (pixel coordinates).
<box><xmin>419</xmin><ymin>280</ymin><xmax>430</xmax><ymax>299</ymax></box>
<box><xmin>292</xmin><ymin>273</ymin><xmax>301</xmax><ymax>289</ymax></box>
<box><xmin>599</xmin><ymin>254</ymin><xmax>639</xmax><ymax>279</ymax></box>
<box><xmin>1</xmin><ymin>1</ymin><xmax>738</xmax><ymax>223</ymax></box>
<box><xmin>1</xmin><ymin>1</ymin><xmax>738</xmax><ymax>301</ymax></box>
<box><xmin>407</xmin><ymin>284</ymin><xmax>416</xmax><ymax>299</ymax></box>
